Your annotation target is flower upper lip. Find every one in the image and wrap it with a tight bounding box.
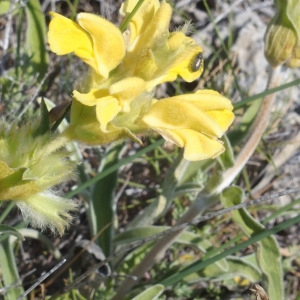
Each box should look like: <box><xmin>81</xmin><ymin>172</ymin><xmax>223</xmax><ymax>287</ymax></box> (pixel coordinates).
<box><xmin>48</xmin><ymin>12</ymin><xmax>126</xmax><ymax>78</ymax></box>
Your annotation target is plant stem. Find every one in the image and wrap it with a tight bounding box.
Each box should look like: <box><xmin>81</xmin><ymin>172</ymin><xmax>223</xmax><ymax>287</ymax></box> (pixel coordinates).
<box><xmin>112</xmin><ymin>193</ymin><xmax>218</xmax><ymax>299</ymax></box>
<box><xmin>215</xmin><ymin>66</ymin><xmax>282</xmax><ymax>193</ymax></box>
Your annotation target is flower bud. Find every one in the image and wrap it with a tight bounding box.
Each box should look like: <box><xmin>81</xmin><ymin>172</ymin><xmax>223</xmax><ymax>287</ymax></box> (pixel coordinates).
<box><xmin>0</xmin><ymin>121</ymin><xmax>77</xmax><ymax>235</ymax></box>
<box><xmin>264</xmin><ymin>0</ymin><xmax>300</xmax><ymax>68</ymax></box>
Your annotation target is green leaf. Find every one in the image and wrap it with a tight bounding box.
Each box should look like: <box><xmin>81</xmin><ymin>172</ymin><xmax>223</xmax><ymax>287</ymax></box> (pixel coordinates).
<box><xmin>36</xmin><ymin>97</ymin><xmax>83</xmax><ymax>163</ymax></box>
<box><xmin>120</xmin><ymin>243</ymin><xmax>153</xmax><ymax>275</ymax></box>
<box><xmin>184</xmin><ymin>255</ymin><xmax>261</xmax><ymax>284</ymax></box>
<box><xmin>115</xmin><ymin>226</ymin><xmax>229</xmax><ymax>272</ymax></box>
<box><xmin>218</xmin><ymin>134</ymin><xmax>235</xmax><ymax>169</ymax></box>
<box><xmin>174</xmin><ymin>159</ymin><xmax>213</xmax><ymax>185</ymax></box>
<box><xmin>126</xmin><ymin>154</ymin><xmax>209</xmax><ymax>229</ymax></box>
<box><xmin>160</xmin><ymin>214</ymin><xmax>300</xmax><ymax>288</ymax></box>
<box><xmin>91</xmin><ymin>142</ymin><xmax>125</xmax><ymax>256</ymax></box>
<box><xmin>221</xmin><ymin>186</ymin><xmax>283</xmax><ymax>300</ymax></box>
<box><xmin>287</xmin><ymin>0</ymin><xmax>300</xmax><ymax>37</ymax></box>
<box><xmin>25</xmin><ymin>0</ymin><xmax>49</xmax><ymax>78</ymax></box>
<box><xmin>228</xmin><ymin>97</ymin><xmax>262</xmax><ymax>146</ymax></box>
<box><xmin>126</xmin><ymin>196</ymin><xmax>168</xmax><ymax>228</ymax></box>
<box><xmin>65</xmin><ymin>139</ymin><xmax>164</xmax><ymax>198</ymax></box>
<box><xmin>33</xmin><ymin>98</ymin><xmax>50</xmax><ymax>137</ymax></box>
<box><xmin>114</xmin><ymin>226</ymin><xmax>168</xmax><ymax>245</ymax></box>
<box><xmin>233</xmin><ymin>79</ymin><xmax>300</xmax><ymax>110</ymax></box>
<box><xmin>131</xmin><ymin>284</ymin><xmax>164</xmax><ymax>300</ymax></box>
<box><xmin>39</xmin><ymin>98</ymin><xmax>50</xmax><ymax>133</ymax></box>
<box><xmin>0</xmin><ymin>225</ymin><xmax>24</xmax><ymax>241</ymax></box>
<box><xmin>14</xmin><ymin>228</ymin><xmax>61</xmax><ymax>259</ymax></box>
<box><xmin>0</xmin><ymin>238</ymin><xmax>24</xmax><ymax>298</ymax></box>
<box><xmin>0</xmin><ymin>0</ymin><xmax>10</xmax><ymax>14</ymax></box>
<box><xmin>0</xmin><ymin>164</ymin><xmax>29</xmax><ymax>188</ymax></box>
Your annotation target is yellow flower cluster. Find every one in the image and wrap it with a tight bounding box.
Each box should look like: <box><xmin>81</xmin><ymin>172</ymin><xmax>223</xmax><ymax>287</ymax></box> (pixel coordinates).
<box><xmin>48</xmin><ymin>0</ymin><xmax>234</xmax><ymax>161</ymax></box>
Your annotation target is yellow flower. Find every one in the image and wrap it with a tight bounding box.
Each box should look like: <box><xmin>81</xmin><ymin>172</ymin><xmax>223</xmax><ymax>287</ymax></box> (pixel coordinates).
<box><xmin>141</xmin><ymin>90</ymin><xmax>234</xmax><ymax>161</ymax></box>
<box><xmin>64</xmin><ymin>90</ymin><xmax>234</xmax><ymax>161</ymax></box>
<box><xmin>72</xmin><ymin>77</ymin><xmax>146</xmax><ymax>132</ymax></box>
<box><xmin>64</xmin><ymin>91</ymin><xmax>153</xmax><ymax>145</ymax></box>
<box><xmin>48</xmin><ymin>0</ymin><xmax>204</xmax><ymax>90</ymax></box>
<box><xmin>120</xmin><ymin>0</ymin><xmax>161</xmax><ymax>44</ymax></box>
<box><xmin>48</xmin><ymin>1</ymin><xmax>234</xmax><ymax>161</ymax></box>
<box><xmin>120</xmin><ymin>0</ymin><xmax>204</xmax><ymax>89</ymax></box>
<box><xmin>0</xmin><ymin>122</ymin><xmax>77</xmax><ymax>235</ymax></box>
<box><xmin>48</xmin><ymin>12</ymin><xmax>125</xmax><ymax>78</ymax></box>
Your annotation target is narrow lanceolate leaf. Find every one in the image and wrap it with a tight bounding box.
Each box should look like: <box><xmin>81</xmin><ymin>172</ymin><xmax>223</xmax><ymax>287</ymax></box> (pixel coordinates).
<box><xmin>33</xmin><ymin>98</ymin><xmax>50</xmax><ymax>137</ymax></box>
<box><xmin>131</xmin><ymin>284</ymin><xmax>164</xmax><ymax>300</ymax></box>
<box><xmin>184</xmin><ymin>255</ymin><xmax>261</xmax><ymax>284</ymax></box>
<box><xmin>25</xmin><ymin>0</ymin><xmax>49</xmax><ymax>78</ymax></box>
<box><xmin>0</xmin><ymin>238</ymin><xmax>24</xmax><ymax>298</ymax></box>
<box><xmin>218</xmin><ymin>134</ymin><xmax>235</xmax><ymax>169</ymax></box>
<box><xmin>221</xmin><ymin>186</ymin><xmax>283</xmax><ymax>300</ymax></box>
<box><xmin>91</xmin><ymin>142</ymin><xmax>125</xmax><ymax>256</ymax></box>
<box><xmin>0</xmin><ymin>225</ymin><xmax>24</xmax><ymax>242</ymax></box>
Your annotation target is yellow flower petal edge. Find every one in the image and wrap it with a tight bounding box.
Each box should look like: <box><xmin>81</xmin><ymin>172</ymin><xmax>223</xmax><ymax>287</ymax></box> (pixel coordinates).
<box><xmin>141</xmin><ymin>90</ymin><xmax>234</xmax><ymax>161</ymax></box>
<box><xmin>180</xmin><ymin>90</ymin><xmax>233</xmax><ymax>107</ymax></box>
<box><xmin>156</xmin><ymin>128</ymin><xmax>225</xmax><ymax>161</ymax></box>
<box><xmin>109</xmin><ymin>77</ymin><xmax>146</xmax><ymax>111</ymax></box>
<box><xmin>95</xmin><ymin>98</ymin><xmax>121</xmax><ymax>132</ymax></box>
<box><xmin>119</xmin><ymin>1</ymin><xmax>204</xmax><ymax>88</ymax></box>
<box><xmin>48</xmin><ymin>12</ymin><xmax>92</xmax><ymax>56</ymax></box>
<box><xmin>48</xmin><ymin>12</ymin><xmax>125</xmax><ymax>78</ymax></box>
<box><xmin>77</xmin><ymin>13</ymin><xmax>126</xmax><ymax>77</ymax></box>
<box><xmin>73</xmin><ymin>77</ymin><xmax>146</xmax><ymax>112</ymax></box>
<box><xmin>120</xmin><ymin>0</ymin><xmax>160</xmax><ymax>46</ymax></box>
<box><xmin>131</xmin><ymin>1</ymin><xmax>172</xmax><ymax>52</ymax></box>
<box><xmin>65</xmin><ymin>99</ymin><xmax>139</xmax><ymax>145</ymax></box>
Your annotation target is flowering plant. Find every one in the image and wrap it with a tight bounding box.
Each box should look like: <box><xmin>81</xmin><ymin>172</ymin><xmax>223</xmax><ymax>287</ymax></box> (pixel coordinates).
<box><xmin>4</xmin><ymin>0</ymin><xmax>299</xmax><ymax>299</ymax></box>
<box><xmin>48</xmin><ymin>0</ymin><xmax>234</xmax><ymax>161</ymax></box>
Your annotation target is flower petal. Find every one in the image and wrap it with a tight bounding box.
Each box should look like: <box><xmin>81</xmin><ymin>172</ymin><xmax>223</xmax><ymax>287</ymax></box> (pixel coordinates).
<box><xmin>48</xmin><ymin>12</ymin><xmax>95</xmax><ymax>65</ymax></box>
<box><xmin>119</xmin><ymin>2</ymin><xmax>204</xmax><ymax>87</ymax></box>
<box><xmin>109</xmin><ymin>77</ymin><xmax>146</xmax><ymax>111</ymax></box>
<box><xmin>156</xmin><ymin>128</ymin><xmax>225</xmax><ymax>161</ymax></box>
<box><xmin>48</xmin><ymin>12</ymin><xmax>90</xmax><ymax>54</ymax></box>
<box><xmin>73</xmin><ymin>89</ymin><xmax>109</xmax><ymax>106</ymax></box>
<box><xmin>77</xmin><ymin>13</ymin><xmax>126</xmax><ymax>77</ymax></box>
<box><xmin>120</xmin><ymin>0</ymin><xmax>160</xmax><ymax>46</ymax></box>
<box><xmin>141</xmin><ymin>90</ymin><xmax>234</xmax><ymax>161</ymax></box>
<box><xmin>142</xmin><ymin>98</ymin><xmax>232</xmax><ymax>137</ymax></box>
<box><xmin>48</xmin><ymin>12</ymin><xmax>125</xmax><ymax>78</ymax></box>
<box><xmin>73</xmin><ymin>77</ymin><xmax>146</xmax><ymax>113</ymax></box>
<box><xmin>95</xmin><ymin>97</ymin><xmax>122</xmax><ymax>131</ymax></box>
<box><xmin>133</xmin><ymin>1</ymin><xmax>171</xmax><ymax>51</ymax></box>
